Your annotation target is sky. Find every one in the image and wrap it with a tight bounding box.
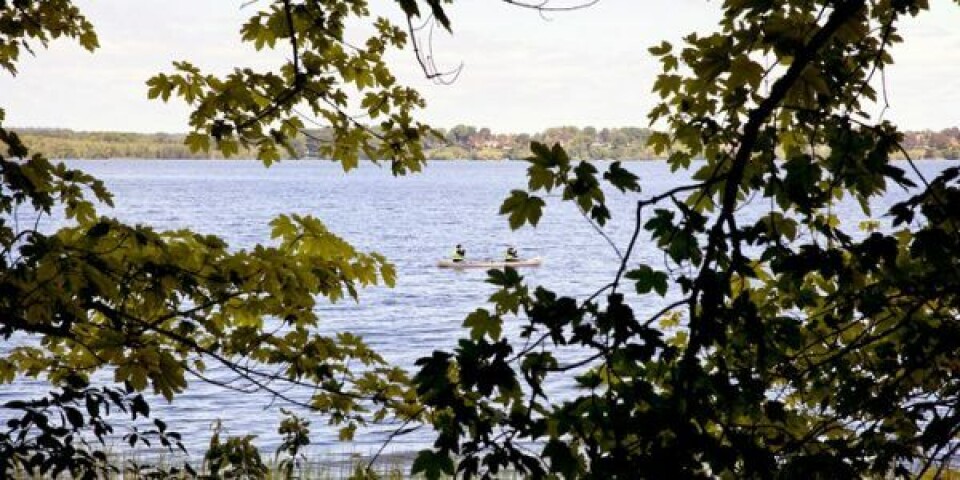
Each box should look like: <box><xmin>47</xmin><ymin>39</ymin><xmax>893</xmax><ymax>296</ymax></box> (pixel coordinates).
<box><xmin>1</xmin><ymin>0</ymin><xmax>958</xmax><ymax>133</ymax></box>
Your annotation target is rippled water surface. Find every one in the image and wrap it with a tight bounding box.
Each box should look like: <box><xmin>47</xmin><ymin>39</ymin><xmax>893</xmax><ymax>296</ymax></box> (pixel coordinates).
<box><xmin>3</xmin><ymin>159</ymin><xmax>953</xmax><ymax>459</ymax></box>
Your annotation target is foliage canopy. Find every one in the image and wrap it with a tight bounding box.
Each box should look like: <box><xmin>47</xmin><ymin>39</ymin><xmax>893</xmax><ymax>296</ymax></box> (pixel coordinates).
<box><xmin>2</xmin><ymin>0</ymin><xmax>960</xmax><ymax>479</ymax></box>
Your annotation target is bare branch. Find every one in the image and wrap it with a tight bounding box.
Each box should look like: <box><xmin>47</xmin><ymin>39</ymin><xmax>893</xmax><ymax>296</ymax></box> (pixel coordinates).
<box><xmin>406</xmin><ymin>15</ymin><xmax>463</xmax><ymax>84</ymax></box>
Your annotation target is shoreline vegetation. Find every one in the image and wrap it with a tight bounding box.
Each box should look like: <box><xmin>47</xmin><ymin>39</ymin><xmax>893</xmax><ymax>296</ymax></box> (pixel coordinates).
<box><xmin>9</xmin><ymin>125</ymin><xmax>960</xmax><ymax>161</ymax></box>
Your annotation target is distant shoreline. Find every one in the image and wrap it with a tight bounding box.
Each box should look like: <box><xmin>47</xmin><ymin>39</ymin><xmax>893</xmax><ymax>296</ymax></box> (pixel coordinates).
<box><xmin>9</xmin><ymin>126</ymin><xmax>960</xmax><ymax>161</ymax></box>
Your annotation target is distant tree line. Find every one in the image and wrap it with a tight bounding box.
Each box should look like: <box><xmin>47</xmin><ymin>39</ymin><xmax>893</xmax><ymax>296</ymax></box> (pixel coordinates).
<box><xmin>418</xmin><ymin>125</ymin><xmax>659</xmax><ymax>160</ymax></box>
<box><xmin>10</xmin><ymin>129</ymin><xmax>259</xmax><ymax>159</ymax></box>
<box><xmin>900</xmin><ymin>127</ymin><xmax>960</xmax><ymax>160</ymax></box>
<box><xmin>10</xmin><ymin>125</ymin><xmax>960</xmax><ymax>160</ymax></box>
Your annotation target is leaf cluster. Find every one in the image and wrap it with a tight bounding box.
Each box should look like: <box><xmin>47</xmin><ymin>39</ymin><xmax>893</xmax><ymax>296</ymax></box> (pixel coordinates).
<box><xmin>0</xmin><ymin>380</ymin><xmax>190</xmax><ymax>479</ymax></box>
<box><xmin>146</xmin><ymin>0</ymin><xmax>442</xmax><ymax>173</ymax></box>
<box><xmin>0</xmin><ymin>0</ymin><xmax>98</xmax><ymax>75</ymax></box>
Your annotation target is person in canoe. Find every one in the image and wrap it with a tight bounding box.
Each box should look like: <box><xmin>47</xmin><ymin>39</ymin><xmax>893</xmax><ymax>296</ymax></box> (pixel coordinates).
<box><xmin>452</xmin><ymin>244</ymin><xmax>466</xmax><ymax>263</ymax></box>
<box><xmin>504</xmin><ymin>246</ymin><xmax>519</xmax><ymax>262</ymax></box>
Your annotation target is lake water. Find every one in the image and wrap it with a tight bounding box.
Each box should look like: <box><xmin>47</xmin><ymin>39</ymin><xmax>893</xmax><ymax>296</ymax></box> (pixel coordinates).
<box><xmin>2</xmin><ymin>159</ymin><xmax>953</xmax><ymax>462</ymax></box>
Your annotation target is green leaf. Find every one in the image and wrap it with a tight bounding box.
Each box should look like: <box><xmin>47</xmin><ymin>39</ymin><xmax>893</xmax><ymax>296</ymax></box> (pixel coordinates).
<box><xmin>544</xmin><ymin>440</ymin><xmax>581</xmax><ymax>478</ymax></box>
<box><xmin>184</xmin><ymin>132</ymin><xmax>210</xmax><ymax>153</ymax></box>
<box><xmin>652</xmin><ymin>74</ymin><xmax>682</xmax><ymax>98</ymax></box>
<box><xmin>727</xmin><ymin>55</ymin><xmax>764</xmax><ymax>89</ymax></box>
<box><xmin>411</xmin><ymin>450</ymin><xmax>454</xmax><ymax>480</ymax></box>
<box><xmin>528</xmin><ymin>164</ymin><xmax>556</xmax><ymax>192</ymax></box>
<box><xmin>463</xmin><ymin>309</ymin><xmax>502</xmax><ymax>341</ymax></box>
<box><xmin>667</xmin><ymin>231</ymin><xmax>701</xmax><ymax>264</ymax></box>
<box><xmin>218</xmin><ymin>139</ymin><xmax>240</xmax><ymax>158</ymax></box>
<box><xmin>603</xmin><ymin>161</ymin><xmax>640</xmax><ymax>192</ymax></box>
<box><xmin>499</xmin><ymin>190</ymin><xmax>546</xmax><ymax>229</ymax></box>
<box><xmin>338</xmin><ymin>423</ymin><xmax>357</xmax><ymax>441</ymax></box>
<box><xmin>85</xmin><ymin>221</ymin><xmax>111</xmax><ymax>239</ymax></box>
<box><xmin>64</xmin><ymin>406</ymin><xmax>84</xmax><ymax>429</ymax></box>
<box><xmin>145</xmin><ymin>75</ymin><xmax>173</xmax><ymax>101</ymax></box>
<box><xmin>625</xmin><ymin>265</ymin><xmax>669</xmax><ymax>296</ymax></box>
<box><xmin>648</xmin><ymin>40</ymin><xmax>673</xmax><ymax>56</ymax></box>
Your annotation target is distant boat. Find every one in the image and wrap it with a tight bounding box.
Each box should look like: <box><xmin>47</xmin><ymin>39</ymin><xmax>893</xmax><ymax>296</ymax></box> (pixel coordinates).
<box><xmin>437</xmin><ymin>257</ymin><xmax>543</xmax><ymax>269</ymax></box>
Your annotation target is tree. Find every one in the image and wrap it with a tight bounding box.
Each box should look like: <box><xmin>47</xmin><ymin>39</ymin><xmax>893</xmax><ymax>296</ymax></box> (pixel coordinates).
<box><xmin>4</xmin><ymin>0</ymin><xmax>960</xmax><ymax>479</ymax></box>
<box><xmin>0</xmin><ymin>0</ymin><xmax>458</xmax><ymax>476</ymax></box>
<box><xmin>448</xmin><ymin>124</ymin><xmax>479</xmax><ymax>146</ymax></box>
<box><xmin>410</xmin><ymin>0</ymin><xmax>960</xmax><ymax>478</ymax></box>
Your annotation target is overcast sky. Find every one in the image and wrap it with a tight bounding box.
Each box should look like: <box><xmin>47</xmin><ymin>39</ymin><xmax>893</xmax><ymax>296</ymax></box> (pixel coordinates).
<box><xmin>1</xmin><ymin>0</ymin><xmax>958</xmax><ymax>133</ymax></box>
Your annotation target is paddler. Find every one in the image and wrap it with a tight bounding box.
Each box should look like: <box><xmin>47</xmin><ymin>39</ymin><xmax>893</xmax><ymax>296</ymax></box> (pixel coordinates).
<box><xmin>452</xmin><ymin>244</ymin><xmax>466</xmax><ymax>262</ymax></box>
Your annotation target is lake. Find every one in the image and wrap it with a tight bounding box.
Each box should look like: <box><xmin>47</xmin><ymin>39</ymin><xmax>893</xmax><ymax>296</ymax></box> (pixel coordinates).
<box><xmin>2</xmin><ymin>158</ymin><xmax>952</xmax><ymax>461</ymax></box>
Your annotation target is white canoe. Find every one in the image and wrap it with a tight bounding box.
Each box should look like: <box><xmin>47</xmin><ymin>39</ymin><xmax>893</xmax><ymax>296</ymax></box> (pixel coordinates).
<box><xmin>437</xmin><ymin>257</ymin><xmax>543</xmax><ymax>269</ymax></box>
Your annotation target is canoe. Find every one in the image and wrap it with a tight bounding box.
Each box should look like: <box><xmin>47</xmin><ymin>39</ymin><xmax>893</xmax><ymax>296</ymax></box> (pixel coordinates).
<box><xmin>437</xmin><ymin>257</ymin><xmax>543</xmax><ymax>269</ymax></box>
